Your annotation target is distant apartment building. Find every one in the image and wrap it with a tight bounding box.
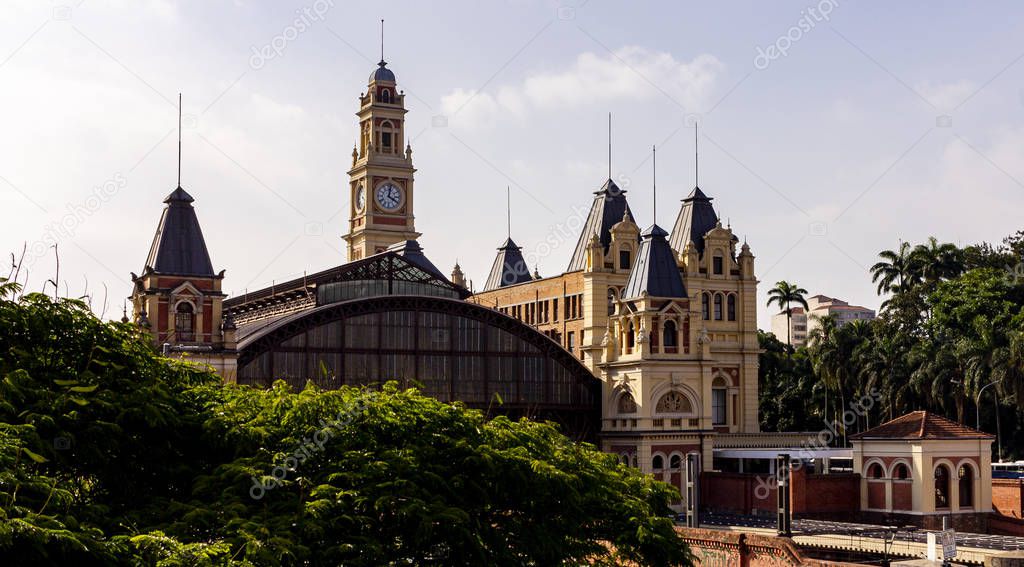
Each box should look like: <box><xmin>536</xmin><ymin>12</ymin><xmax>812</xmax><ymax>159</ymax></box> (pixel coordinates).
<box><xmin>770</xmin><ymin>294</ymin><xmax>876</xmax><ymax>346</ymax></box>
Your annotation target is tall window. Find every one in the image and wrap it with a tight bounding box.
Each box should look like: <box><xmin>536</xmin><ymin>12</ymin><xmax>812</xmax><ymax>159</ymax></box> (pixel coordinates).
<box><xmin>607</xmin><ymin>288</ymin><xmax>616</xmax><ymax>316</ymax></box>
<box><xmin>381</xmin><ymin>89</ymin><xmax>391</xmax><ymax>103</ymax></box>
<box><xmin>714</xmin><ymin>294</ymin><xmax>723</xmax><ymax>320</ymax></box>
<box><xmin>713</xmin><ymin>255</ymin><xmax>723</xmax><ymax>275</ymax></box>
<box><xmin>935</xmin><ymin>465</ymin><xmax>950</xmax><ymax>509</ymax></box>
<box><xmin>727</xmin><ymin>294</ymin><xmax>736</xmax><ymax>321</ymax></box>
<box><xmin>175</xmin><ymin>302</ymin><xmax>194</xmax><ymax>342</ymax></box>
<box><xmin>702</xmin><ymin>293</ymin><xmax>710</xmax><ymax>320</ymax></box>
<box><xmin>712</xmin><ymin>387</ymin><xmax>726</xmax><ymax>425</ymax></box>
<box><xmin>567</xmin><ymin>331</ymin><xmax>575</xmax><ymax>353</ymax></box>
<box><xmin>959</xmin><ymin>465</ymin><xmax>974</xmax><ymax>508</ymax></box>
<box><xmin>663</xmin><ymin>320</ymin><xmax>677</xmax><ymax>348</ymax></box>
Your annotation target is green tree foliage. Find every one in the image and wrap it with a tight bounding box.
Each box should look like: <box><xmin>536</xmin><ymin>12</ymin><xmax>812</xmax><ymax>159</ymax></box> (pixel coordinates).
<box><xmin>760</xmin><ymin>232</ymin><xmax>1024</xmax><ymax>460</ymax></box>
<box><xmin>0</xmin><ymin>285</ymin><xmax>691</xmax><ymax>566</ymax></box>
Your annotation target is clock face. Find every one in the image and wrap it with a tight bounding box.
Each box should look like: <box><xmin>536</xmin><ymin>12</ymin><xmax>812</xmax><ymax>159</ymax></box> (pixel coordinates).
<box><xmin>375</xmin><ymin>182</ymin><xmax>403</xmax><ymax>211</ymax></box>
<box><xmin>355</xmin><ymin>184</ymin><xmax>365</xmax><ymax>212</ymax></box>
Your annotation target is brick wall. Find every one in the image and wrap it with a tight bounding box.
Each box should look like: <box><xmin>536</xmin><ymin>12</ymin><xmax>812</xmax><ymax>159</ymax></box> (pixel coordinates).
<box><xmin>702</xmin><ymin>472</ymin><xmax>776</xmax><ymax>515</ymax></box>
<box><xmin>790</xmin><ymin>467</ymin><xmax>860</xmax><ymax>515</ymax></box>
<box><xmin>676</xmin><ymin>527</ymin><xmax>863</xmax><ymax>567</ymax></box>
<box><xmin>993</xmin><ymin>478</ymin><xmax>1024</xmax><ymax>518</ymax></box>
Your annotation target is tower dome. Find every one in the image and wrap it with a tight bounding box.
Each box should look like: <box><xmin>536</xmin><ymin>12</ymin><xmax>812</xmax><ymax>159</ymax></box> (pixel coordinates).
<box><xmin>370</xmin><ymin>60</ymin><xmax>395</xmax><ymax>83</ymax></box>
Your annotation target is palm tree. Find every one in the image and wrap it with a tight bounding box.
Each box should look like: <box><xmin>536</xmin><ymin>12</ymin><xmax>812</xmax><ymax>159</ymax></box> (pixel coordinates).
<box><xmin>807</xmin><ymin>314</ymin><xmax>839</xmax><ymax>419</ymax></box>
<box><xmin>766</xmin><ymin>281</ymin><xmax>809</xmax><ymax>349</ymax></box>
<box><xmin>912</xmin><ymin>237</ymin><xmax>964</xmax><ymax>284</ymax></box>
<box><xmin>911</xmin><ymin>338</ymin><xmax>967</xmax><ymax>423</ymax></box>
<box><xmin>858</xmin><ymin>329</ymin><xmax>910</xmax><ymax>423</ymax></box>
<box><xmin>871</xmin><ymin>241</ymin><xmax>920</xmax><ymax>298</ymax></box>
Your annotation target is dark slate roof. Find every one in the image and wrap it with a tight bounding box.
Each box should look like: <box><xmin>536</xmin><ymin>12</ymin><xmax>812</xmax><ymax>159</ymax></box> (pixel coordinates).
<box><xmin>483</xmin><ymin>238</ymin><xmax>533</xmax><ymax>291</ymax></box>
<box><xmin>567</xmin><ymin>179</ymin><xmax>636</xmax><ymax>272</ymax></box>
<box><xmin>385</xmin><ymin>240</ymin><xmax>446</xmax><ymax>280</ymax></box>
<box><xmin>850</xmin><ymin>411</ymin><xmax>993</xmax><ymax>440</ymax></box>
<box><xmin>668</xmin><ymin>186</ymin><xmax>718</xmax><ymax>256</ymax></box>
<box><xmin>370</xmin><ymin>60</ymin><xmax>396</xmax><ymax>83</ymax></box>
<box><xmin>622</xmin><ymin>224</ymin><xmax>686</xmax><ymax>300</ymax></box>
<box><xmin>144</xmin><ymin>186</ymin><xmax>215</xmax><ymax>277</ymax></box>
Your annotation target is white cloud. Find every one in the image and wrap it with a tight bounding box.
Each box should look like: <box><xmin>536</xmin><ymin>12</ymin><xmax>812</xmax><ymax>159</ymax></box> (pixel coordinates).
<box><xmin>916</xmin><ymin>80</ymin><xmax>977</xmax><ymax>111</ymax></box>
<box><xmin>441</xmin><ymin>47</ymin><xmax>723</xmax><ymax>128</ymax></box>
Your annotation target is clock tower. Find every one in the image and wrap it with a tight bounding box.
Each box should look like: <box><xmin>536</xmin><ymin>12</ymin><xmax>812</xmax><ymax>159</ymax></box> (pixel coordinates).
<box><xmin>343</xmin><ymin>58</ymin><xmax>420</xmax><ymax>261</ymax></box>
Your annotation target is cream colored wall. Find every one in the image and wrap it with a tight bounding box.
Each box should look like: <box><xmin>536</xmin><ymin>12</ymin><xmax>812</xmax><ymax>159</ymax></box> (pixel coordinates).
<box><xmin>854</xmin><ymin>438</ymin><xmax>993</xmax><ymax>514</ymax></box>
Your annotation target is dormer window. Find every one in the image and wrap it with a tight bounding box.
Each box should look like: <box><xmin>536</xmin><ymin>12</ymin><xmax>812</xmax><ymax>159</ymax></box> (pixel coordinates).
<box><xmin>713</xmin><ymin>255</ymin><xmax>723</xmax><ymax>275</ymax></box>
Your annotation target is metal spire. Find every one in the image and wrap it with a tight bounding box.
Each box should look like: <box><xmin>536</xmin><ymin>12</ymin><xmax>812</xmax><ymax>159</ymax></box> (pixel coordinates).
<box><xmin>177</xmin><ymin>93</ymin><xmax>182</xmax><ymax>188</ymax></box>
<box><xmin>652</xmin><ymin>145</ymin><xmax>657</xmax><ymax>226</ymax></box>
<box><xmin>607</xmin><ymin>112</ymin><xmax>612</xmax><ymax>180</ymax></box>
<box><xmin>506</xmin><ymin>185</ymin><xmax>511</xmax><ymax>239</ymax></box>
<box><xmin>694</xmin><ymin>121</ymin><xmax>699</xmax><ymax>187</ymax></box>
<box><xmin>380</xmin><ymin>19</ymin><xmax>385</xmax><ymax>62</ymax></box>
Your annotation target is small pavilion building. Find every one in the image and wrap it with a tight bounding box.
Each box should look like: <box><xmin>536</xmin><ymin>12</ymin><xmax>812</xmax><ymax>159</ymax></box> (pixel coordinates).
<box><xmin>851</xmin><ymin>411</ymin><xmax>994</xmax><ymax>531</ymax></box>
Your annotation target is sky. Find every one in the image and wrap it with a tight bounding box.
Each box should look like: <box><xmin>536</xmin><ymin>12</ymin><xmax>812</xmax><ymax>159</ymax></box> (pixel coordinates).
<box><xmin>2</xmin><ymin>0</ymin><xmax>1023</xmax><ymax>328</ymax></box>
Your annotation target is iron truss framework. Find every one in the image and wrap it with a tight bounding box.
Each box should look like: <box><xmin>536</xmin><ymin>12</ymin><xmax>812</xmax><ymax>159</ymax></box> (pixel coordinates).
<box><xmin>237</xmin><ymin>295</ymin><xmax>602</xmax><ymax>441</ymax></box>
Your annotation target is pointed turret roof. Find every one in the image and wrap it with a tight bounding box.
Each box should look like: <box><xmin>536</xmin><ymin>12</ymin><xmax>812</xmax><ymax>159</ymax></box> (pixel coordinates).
<box><xmin>668</xmin><ymin>186</ymin><xmax>719</xmax><ymax>256</ymax></box>
<box><xmin>622</xmin><ymin>224</ymin><xmax>686</xmax><ymax>300</ymax></box>
<box><xmin>385</xmin><ymin>240</ymin><xmax>445</xmax><ymax>280</ymax></box>
<box><xmin>483</xmin><ymin>238</ymin><xmax>533</xmax><ymax>291</ymax></box>
<box><xmin>144</xmin><ymin>186</ymin><xmax>215</xmax><ymax>277</ymax></box>
<box><xmin>567</xmin><ymin>179</ymin><xmax>636</xmax><ymax>271</ymax></box>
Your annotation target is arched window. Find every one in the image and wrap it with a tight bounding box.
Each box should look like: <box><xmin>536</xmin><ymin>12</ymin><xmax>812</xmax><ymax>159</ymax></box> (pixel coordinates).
<box><xmin>935</xmin><ymin>464</ymin><xmax>951</xmax><ymax>509</ymax></box>
<box><xmin>381</xmin><ymin>88</ymin><xmax>391</xmax><ymax>103</ymax></box>
<box><xmin>714</xmin><ymin>294</ymin><xmax>723</xmax><ymax>320</ymax></box>
<box><xmin>617</xmin><ymin>392</ymin><xmax>637</xmax><ymax>414</ymax></box>
<box><xmin>652</xmin><ymin>455</ymin><xmax>664</xmax><ymax>470</ymax></box>
<box><xmin>712</xmin><ymin>376</ymin><xmax>727</xmax><ymax>426</ymax></box>
<box><xmin>655</xmin><ymin>391</ymin><xmax>693</xmax><ymax>415</ymax></box>
<box><xmin>959</xmin><ymin>465</ymin><xmax>974</xmax><ymax>507</ymax></box>
<box><xmin>670</xmin><ymin>454</ymin><xmax>682</xmax><ymax>470</ymax></box>
<box><xmin>663</xmin><ymin>320</ymin><xmax>678</xmax><ymax>348</ymax></box>
<box><xmin>727</xmin><ymin>294</ymin><xmax>737</xmax><ymax>321</ymax></box>
<box><xmin>702</xmin><ymin>293</ymin><xmax>710</xmax><ymax>320</ymax></box>
<box><xmin>380</xmin><ymin>120</ymin><xmax>395</xmax><ymax>152</ymax></box>
<box><xmin>607</xmin><ymin>288</ymin><xmax>617</xmax><ymax>316</ymax></box>
<box><xmin>893</xmin><ymin>463</ymin><xmax>911</xmax><ymax>480</ymax></box>
<box><xmin>867</xmin><ymin>463</ymin><xmax>884</xmax><ymax>479</ymax></box>
<box><xmin>175</xmin><ymin>302</ymin><xmax>194</xmax><ymax>342</ymax></box>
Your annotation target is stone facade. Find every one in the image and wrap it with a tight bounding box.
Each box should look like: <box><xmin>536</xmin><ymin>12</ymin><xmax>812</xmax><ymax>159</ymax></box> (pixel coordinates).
<box><xmin>472</xmin><ymin>183</ymin><xmax>761</xmax><ymax>482</ymax></box>
<box><xmin>343</xmin><ymin>61</ymin><xmax>421</xmax><ymax>261</ymax></box>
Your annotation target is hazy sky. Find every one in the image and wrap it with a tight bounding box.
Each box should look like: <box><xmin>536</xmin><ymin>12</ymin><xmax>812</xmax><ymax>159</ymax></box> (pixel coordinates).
<box><xmin>2</xmin><ymin>0</ymin><xmax>1023</xmax><ymax>327</ymax></box>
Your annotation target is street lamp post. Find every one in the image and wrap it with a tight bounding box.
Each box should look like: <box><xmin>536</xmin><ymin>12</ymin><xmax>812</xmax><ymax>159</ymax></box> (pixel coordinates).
<box><xmin>952</xmin><ymin>377</ymin><xmax>1003</xmax><ymax>463</ymax></box>
<box><xmin>976</xmin><ymin>379</ymin><xmax>1003</xmax><ymax>462</ymax></box>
